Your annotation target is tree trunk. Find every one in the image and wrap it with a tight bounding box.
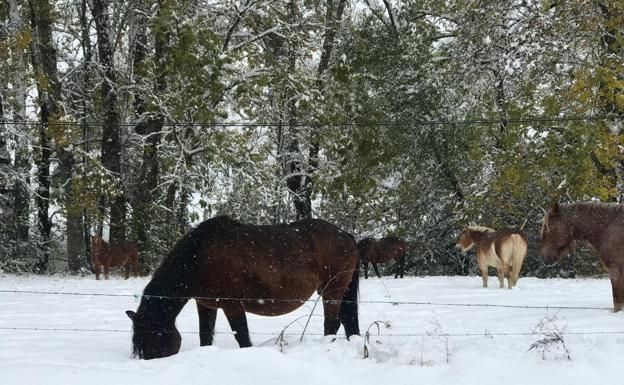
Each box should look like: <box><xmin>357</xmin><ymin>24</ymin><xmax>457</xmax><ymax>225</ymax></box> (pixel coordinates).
<box><xmin>28</xmin><ymin>0</ymin><xmax>64</xmax><ymax>273</ymax></box>
<box><xmin>79</xmin><ymin>0</ymin><xmax>93</xmax><ymax>269</ymax></box>
<box><xmin>91</xmin><ymin>0</ymin><xmax>125</xmax><ymax>244</ymax></box>
<box><xmin>284</xmin><ymin>0</ymin><xmax>346</xmax><ymax>219</ymax></box>
<box><xmin>55</xmin><ymin>146</ymin><xmax>85</xmax><ymax>272</ymax></box>
<box><xmin>6</xmin><ymin>0</ymin><xmax>30</xmax><ymax>246</ymax></box>
<box><xmin>133</xmin><ymin>0</ymin><xmax>168</xmax><ymax>268</ymax></box>
<box><xmin>30</xmin><ymin>0</ymin><xmax>84</xmax><ymax>272</ymax></box>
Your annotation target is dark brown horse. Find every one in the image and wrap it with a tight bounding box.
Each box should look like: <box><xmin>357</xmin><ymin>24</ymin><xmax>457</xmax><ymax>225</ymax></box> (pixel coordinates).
<box><xmin>126</xmin><ymin>216</ymin><xmax>360</xmax><ymax>359</ymax></box>
<box><xmin>456</xmin><ymin>226</ymin><xmax>528</xmax><ymax>289</ymax></box>
<box><xmin>358</xmin><ymin>237</ymin><xmax>407</xmax><ymax>279</ymax></box>
<box><xmin>540</xmin><ymin>202</ymin><xmax>624</xmax><ymax>312</ymax></box>
<box><xmin>91</xmin><ymin>235</ymin><xmax>139</xmax><ymax>280</ymax></box>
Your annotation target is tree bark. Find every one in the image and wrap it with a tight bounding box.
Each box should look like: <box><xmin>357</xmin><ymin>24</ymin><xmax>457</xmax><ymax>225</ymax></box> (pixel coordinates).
<box><xmin>91</xmin><ymin>0</ymin><xmax>126</xmax><ymax>244</ymax></box>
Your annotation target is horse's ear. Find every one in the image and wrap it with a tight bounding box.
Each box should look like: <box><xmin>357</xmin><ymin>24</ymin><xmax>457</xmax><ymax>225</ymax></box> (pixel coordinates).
<box><xmin>126</xmin><ymin>310</ymin><xmax>137</xmax><ymax>321</ymax></box>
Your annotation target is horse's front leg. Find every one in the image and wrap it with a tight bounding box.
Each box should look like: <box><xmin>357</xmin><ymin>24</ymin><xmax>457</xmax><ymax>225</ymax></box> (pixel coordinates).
<box><xmin>477</xmin><ymin>254</ymin><xmax>488</xmax><ymax>288</ymax></box>
<box><xmin>363</xmin><ymin>261</ymin><xmax>369</xmax><ymax>279</ymax></box>
<box><xmin>394</xmin><ymin>255</ymin><xmax>405</xmax><ymax>279</ymax></box>
<box><xmin>104</xmin><ymin>263</ymin><xmax>110</xmax><ymax>280</ymax></box>
<box><xmin>608</xmin><ymin>266</ymin><xmax>624</xmax><ymax>312</ymax></box>
<box><xmin>196</xmin><ymin>302</ymin><xmax>217</xmax><ymax>346</ymax></box>
<box><xmin>372</xmin><ymin>262</ymin><xmax>382</xmax><ymax>278</ymax></box>
<box><xmin>222</xmin><ymin>303</ymin><xmax>252</xmax><ymax>348</ymax></box>
<box><xmin>94</xmin><ymin>264</ymin><xmax>100</xmax><ymax>280</ymax></box>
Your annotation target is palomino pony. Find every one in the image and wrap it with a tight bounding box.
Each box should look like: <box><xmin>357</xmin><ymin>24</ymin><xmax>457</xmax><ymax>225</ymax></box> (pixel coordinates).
<box><xmin>540</xmin><ymin>202</ymin><xmax>624</xmax><ymax>312</ymax></box>
<box><xmin>91</xmin><ymin>235</ymin><xmax>139</xmax><ymax>280</ymax></box>
<box><xmin>126</xmin><ymin>216</ymin><xmax>360</xmax><ymax>359</ymax></box>
<box><xmin>456</xmin><ymin>226</ymin><xmax>528</xmax><ymax>289</ymax></box>
<box><xmin>357</xmin><ymin>237</ymin><xmax>407</xmax><ymax>279</ymax></box>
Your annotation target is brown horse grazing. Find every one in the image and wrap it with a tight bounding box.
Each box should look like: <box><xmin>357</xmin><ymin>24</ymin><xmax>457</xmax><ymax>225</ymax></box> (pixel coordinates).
<box><xmin>540</xmin><ymin>202</ymin><xmax>624</xmax><ymax>312</ymax></box>
<box><xmin>357</xmin><ymin>237</ymin><xmax>407</xmax><ymax>279</ymax></box>
<box><xmin>91</xmin><ymin>235</ymin><xmax>139</xmax><ymax>280</ymax></box>
<box><xmin>125</xmin><ymin>216</ymin><xmax>360</xmax><ymax>359</ymax></box>
<box><xmin>456</xmin><ymin>226</ymin><xmax>528</xmax><ymax>289</ymax></box>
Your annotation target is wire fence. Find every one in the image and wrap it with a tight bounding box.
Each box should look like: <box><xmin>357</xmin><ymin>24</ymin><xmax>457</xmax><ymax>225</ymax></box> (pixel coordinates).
<box><xmin>1</xmin><ymin>288</ymin><xmax>622</xmax><ymax>339</ymax></box>
<box><xmin>2</xmin><ymin>114</ymin><xmax>622</xmax><ymax>128</ymax></box>
<box><xmin>1</xmin><ymin>326</ymin><xmax>623</xmax><ymax>338</ymax></box>
<box><xmin>0</xmin><ymin>289</ymin><xmax>614</xmax><ymax>310</ymax></box>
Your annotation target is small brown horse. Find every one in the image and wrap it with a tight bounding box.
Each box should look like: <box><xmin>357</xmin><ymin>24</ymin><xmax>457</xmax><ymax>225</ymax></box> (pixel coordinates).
<box><xmin>91</xmin><ymin>235</ymin><xmax>139</xmax><ymax>280</ymax></box>
<box><xmin>126</xmin><ymin>216</ymin><xmax>360</xmax><ymax>359</ymax></box>
<box><xmin>540</xmin><ymin>202</ymin><xmax>624</xmax><ymax>312</ymax></box>
<box><xmin>358</xmin><ymin>237</ymin><xmax>407</xmax><ymax>279</ymax></box>
<box><xmin>456</xmin><ymin>226</ymin><xmax>528</xmax><ymax>289</ymax></box>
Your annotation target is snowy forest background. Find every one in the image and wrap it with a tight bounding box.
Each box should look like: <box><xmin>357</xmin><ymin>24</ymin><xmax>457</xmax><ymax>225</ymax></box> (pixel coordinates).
<box><xmin>0</xmin><ymin>0</ymin><xmax>622</xmax><ymax>278</ymax></box>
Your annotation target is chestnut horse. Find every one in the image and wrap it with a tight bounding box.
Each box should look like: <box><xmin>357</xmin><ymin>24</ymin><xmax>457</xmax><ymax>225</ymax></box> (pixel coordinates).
<box><xmin>91</xmin><ymin>235</ymin><xmax>139</xmax><ymax>280</ymax></box>
<box><xmin>126</xmin><ymin>216</ymin><xmax>360</xmax><ymax>359</ymax></box>
<box><xmin>540</xmin><ymin>202</ymin><xmax>624</xmax><ymax>312</ymax></box>
<box><xmin>358</xmin><ymin>237</ymin><xmax>407</xmax><ymax>279</ymax></box>
<box><xmin>456</xmin><ymin>226</ymin><xmax>528</xmax><ymax>289</ymax></box>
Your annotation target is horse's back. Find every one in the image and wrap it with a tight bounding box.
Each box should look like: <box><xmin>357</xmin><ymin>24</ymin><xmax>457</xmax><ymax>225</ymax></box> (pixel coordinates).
<box><xmin>167</xmin><ymin>216</ymin><xmax>358</xmax><ymax>312</ymax></box>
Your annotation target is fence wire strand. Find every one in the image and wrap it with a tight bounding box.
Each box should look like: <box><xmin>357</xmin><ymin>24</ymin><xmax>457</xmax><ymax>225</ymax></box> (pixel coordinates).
<box><xmin>1</xmin><ymin>289</ymin><xmax>621</xmax><ymax>339</ymax></box>
<box><xmin>2</xmin><ymin>114</ymin><xmax>622</xmax><ymax>128</ymax></box>
<box><xmin>1</xmin><ymin>326</ymin><xmax>623</xmax><ymax>338</ymax></box>
<box><xmin>0</xmin><ymin>289</ymin><xmax>614</xmax><ymax>310</ymax></box>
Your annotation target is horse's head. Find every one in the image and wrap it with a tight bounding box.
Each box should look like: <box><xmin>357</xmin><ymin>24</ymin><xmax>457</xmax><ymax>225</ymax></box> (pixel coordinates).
<box><xmin>91</xmin><ymin>235</ymin><xmax>103</xmax><ymax>251</ymax></box>
<box><xmin>385</xmin><ymin>237</ymin><xmax>407</xmax><ymax>260</ymax></box>
<box><xmin>540</xmin><ymin>203</ymin><xmax>573</xmax><ymax>264</ymax></box>
<box><xmin>455</xmin><ymin>227</ymin><xmax>474</xmax><ymax>253</ymax></box>
<box><xmin>126</xmin><ymin>309</ymin><xmax>181</xmax><ymax>360</ymax></box>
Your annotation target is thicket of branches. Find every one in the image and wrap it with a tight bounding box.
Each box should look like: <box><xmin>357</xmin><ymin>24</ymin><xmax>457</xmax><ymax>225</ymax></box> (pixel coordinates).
<box><xmin>0</xmin><ymin>1</ymin><xmax>622</xmax><ymax>277</ymax></box>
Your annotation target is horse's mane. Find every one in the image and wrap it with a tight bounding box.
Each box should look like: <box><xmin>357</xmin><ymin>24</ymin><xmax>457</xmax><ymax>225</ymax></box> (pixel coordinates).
<box><xmin>564</xmin><ymin>201</ymin><xmax>624</xmax><ymax>214</ymax></box>
<box><xmin>145</xmin><ymin>216</ymin><xmax>236</xmax><ymax>296</ymax></box>
<box><xmin>466</xmin><ymin>225</ymin><xmax>495</xmax><ymax>233</ymax></box>
<box><xmin>543</xmin><ymin>202</ymin><xmax>624</xmax><ymax>235</ymax></box>
<box><xmin>132</xmin><ymin>216</ymin><xmax>237</xmax><ymax>358</ymax></box>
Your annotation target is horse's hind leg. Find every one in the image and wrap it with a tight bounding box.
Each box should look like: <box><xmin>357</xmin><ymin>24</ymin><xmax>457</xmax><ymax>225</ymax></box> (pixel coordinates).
<box><xmin>322</xmin><ymin>280</ymin><xmax>352</xmax><ymax>336</ymax></box>
<box><xmin>196</xmin><ymin>302</ymin><xmax>217</xmax><ymax>346</ymax></box>
<box><xmin>222</xmin><ymin>303</ymin><xmax>252</xmax><ymax>348</ymax></box>
<box><xmin>94</xmin><ymin>264</ymin><xmax>100</xmax><ymax>280</ymax></box>
<box><xmin>497</xmin><ymin>268</ymin><xmax>505</xmax><ymax>288</ymax></box>
<box><xmin>339</xmin><ymin>268</ymin><xmax>360</xmax><ymax>337</ymax></box>
<box><xmin>363</xmin><ymin>261</ymin><xmax>369</xmax><ymax>279</ymax></box>
<box><xmin>510</xmin><ymin>236</ymin><xmax>527</xmax><ymax>288</ymax></box>
<box><xmin>322</xmin><ymin>299</ymin><xmax>342</xmax><ymax>336</ymax></box>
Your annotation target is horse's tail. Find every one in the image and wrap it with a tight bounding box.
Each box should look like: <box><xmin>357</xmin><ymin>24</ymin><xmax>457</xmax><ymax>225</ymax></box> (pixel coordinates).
<box><xmin>340</xmin><ymin>242</ymin><xmax>360</xmax><ymax>337</ymax></box>
<box><xmin>510</xmin><ymin>233</ymin><xmax>528</xmax><ymax>276</ymax></box>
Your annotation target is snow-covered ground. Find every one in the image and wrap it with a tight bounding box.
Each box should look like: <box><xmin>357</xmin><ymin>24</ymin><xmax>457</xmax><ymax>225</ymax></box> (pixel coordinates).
<box><xmin>1</xmin><ymin>274</ymin><xmax>623</xmax><ymax>385</ymax></box>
